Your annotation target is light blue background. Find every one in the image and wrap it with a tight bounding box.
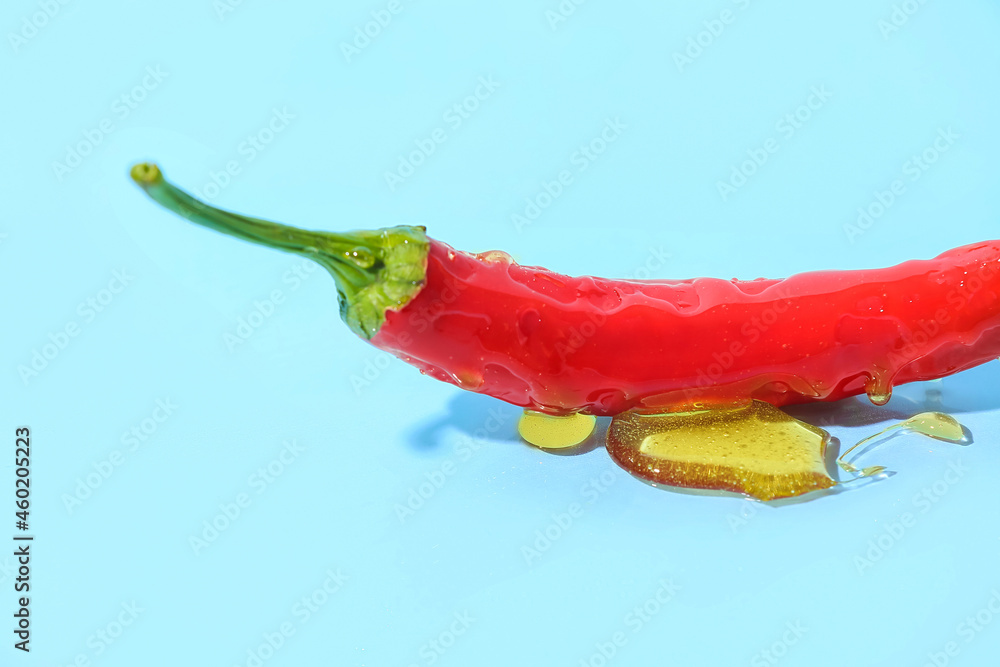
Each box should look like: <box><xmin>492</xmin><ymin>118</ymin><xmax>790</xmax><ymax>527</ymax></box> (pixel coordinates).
<box><xmin>4</xmin><ymin>1</ymin><xmax>1000</xmax><ymax>665</ymax></box>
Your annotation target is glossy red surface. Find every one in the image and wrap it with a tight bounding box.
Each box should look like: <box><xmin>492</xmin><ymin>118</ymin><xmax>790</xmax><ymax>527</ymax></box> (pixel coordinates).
<box><xmin>371</xmin><ymin>239</ymin><xmax>1000</xmax><ymax>416</ymax></box>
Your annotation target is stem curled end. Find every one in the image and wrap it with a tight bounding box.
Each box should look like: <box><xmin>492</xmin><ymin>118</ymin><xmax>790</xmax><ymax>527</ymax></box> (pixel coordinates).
<box><xmin>129</xmin><ymin>162</ymin><xmax>429</xmax><ymax>339</ymax></box>
<box><xmin>130</xmin><ymin>162</ymin><xmax>163</xmax><ymax>186</ymax></box>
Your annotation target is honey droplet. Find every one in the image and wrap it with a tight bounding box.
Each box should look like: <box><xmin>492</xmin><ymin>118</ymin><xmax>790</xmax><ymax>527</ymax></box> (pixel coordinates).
<box><xmin>518</xmin><ymin>410</ymin><xmax>597</xmax><ymax>449</ymax></box>
<box><xmin>605</xmin><ymin>401</ymin><xmax>835</xmax><ymax>501</ymax></box>
<box><xmin>866</xmin><ymin>390</ymin><xmax>891</xmax><ymax>406</ymax></box>
<box><xmin>864</xmin><ymin>370</ymin><xmax>893</xmax><ymax>406</ymax></box>
<box><xmin>901</xmin><ymin>412</ymin><xmax>964</xmax><ymax>442</ymax></box>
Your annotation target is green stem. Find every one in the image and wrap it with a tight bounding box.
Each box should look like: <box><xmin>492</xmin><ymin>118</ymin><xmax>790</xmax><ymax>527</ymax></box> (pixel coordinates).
<box><xmin>129</xmin><ymin>162</ymin><xmax>429</xmax><ymax>339</ymax></box>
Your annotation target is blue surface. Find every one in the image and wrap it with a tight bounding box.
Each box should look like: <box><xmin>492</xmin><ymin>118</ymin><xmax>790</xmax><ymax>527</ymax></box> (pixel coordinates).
<box><xmin>5</xmin><ymin>1</ymin><xmax>1000</xmax><ymax>665</ymax></box>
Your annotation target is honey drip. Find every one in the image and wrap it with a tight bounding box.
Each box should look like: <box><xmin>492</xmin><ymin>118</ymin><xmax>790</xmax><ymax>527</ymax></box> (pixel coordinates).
<box><xmin>605</xmin><ymin>401</ymin><xmax>835</xmax><ymax>501</ymax></box>
<box><xmin>864</xmin><ymin>369</ymin><xmax>894</xmax><ymax>406</ymax></box>
<box><xmin>838</xmin><ymin>411</ymin><xmax>965</xmax><ymax>474</ymax></box>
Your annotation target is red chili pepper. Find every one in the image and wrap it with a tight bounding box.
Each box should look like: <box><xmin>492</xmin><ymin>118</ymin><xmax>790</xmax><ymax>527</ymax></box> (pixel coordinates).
<box><xmin>374</xmin><ymin>238</ymin><xmax>1000</xmax><ymax>415</ymax></box>
<box><xmin>131</xmin><ymin>163</ymin><xmax>1000</xmax><ymax>417</ymax></box>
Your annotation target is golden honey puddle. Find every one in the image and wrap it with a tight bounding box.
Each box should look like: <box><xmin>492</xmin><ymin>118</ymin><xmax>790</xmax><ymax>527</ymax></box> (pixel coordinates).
<box><xmin>605</xmin><ymin>401</ymin><xmax>835</xmax><ymax>501</ymax></box>
<box><xmin>517</xmin><ymin>402</ymin><xmax>968</xmax><ymax>501</ymax></box>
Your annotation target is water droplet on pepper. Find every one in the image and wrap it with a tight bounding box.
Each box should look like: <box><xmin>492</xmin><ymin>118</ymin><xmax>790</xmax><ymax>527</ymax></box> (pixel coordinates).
<box><xmin>345</xmin><ymin>247</ymin><xmax>376</xmax><ymax>268</ymax></box>
<box><xmin>450</xmin><ymin>370</ymin><xmax>484</xmax><ymax>390</ymax></box>
<box><xmin>477</xmin><ymin>250</ymin><xmax>513</xmax><ymax>264</ymax></box>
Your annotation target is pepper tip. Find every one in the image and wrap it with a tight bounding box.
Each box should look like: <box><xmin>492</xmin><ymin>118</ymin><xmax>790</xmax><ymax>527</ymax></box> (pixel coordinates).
<box><xmin>130</xmin><ymin>162</ymin><xmax>163</xmax><ymax>187</ymax></box>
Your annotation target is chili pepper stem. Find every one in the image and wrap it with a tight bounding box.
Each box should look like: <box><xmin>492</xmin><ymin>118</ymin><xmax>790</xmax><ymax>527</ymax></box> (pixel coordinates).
<box><xmin>129</xmin><ymin>162</ymin><xmax>429</xmax><ymax>339</ymax></box>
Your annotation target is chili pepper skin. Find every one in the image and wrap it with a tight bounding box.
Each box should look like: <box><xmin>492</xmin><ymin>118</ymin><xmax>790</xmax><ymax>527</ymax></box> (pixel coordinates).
<box><xmin>130</xmin><ymin>163</ymin><xmax>1000</xmax><ymax>417</ymax></box>
<box><xmin>372</xmin><ymin>239</ymin><xmax>1000</xmax><ymax>415</ymax></box>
